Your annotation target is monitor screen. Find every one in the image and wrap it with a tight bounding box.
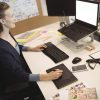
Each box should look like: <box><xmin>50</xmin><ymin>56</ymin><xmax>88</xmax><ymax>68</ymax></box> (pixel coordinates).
<box><xmin>76</xmin><ymin>0</ymin><xmax>98</xmax><ymax>26</ymax></box>
<box><xmin>41</xmin><ymin>0</ymin><xmax>76</xmax><ymax>16</ymax></box>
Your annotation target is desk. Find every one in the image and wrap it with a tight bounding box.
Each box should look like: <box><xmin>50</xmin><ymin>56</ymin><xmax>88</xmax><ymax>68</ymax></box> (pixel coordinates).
<box><xmin>18</xmin><ymin>22</ymin><xmax>100</xmax><ymax>100</ymax></box>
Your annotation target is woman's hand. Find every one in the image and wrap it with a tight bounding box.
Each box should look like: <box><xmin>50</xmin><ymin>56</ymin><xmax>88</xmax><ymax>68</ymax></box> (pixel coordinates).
<box><xmin>40</xmin><ymin>69</ymin><xmax>63</xmax><ymax>81</ymax></box>
<box><xmin>47</xmin><ymin>69</ymin><xmax>63</xmax><ymax>80</ymax></box>
<box><xmin>28</xmin><ymin>44</ymin><xmax>47</xmax><ymax>52</ymax></box>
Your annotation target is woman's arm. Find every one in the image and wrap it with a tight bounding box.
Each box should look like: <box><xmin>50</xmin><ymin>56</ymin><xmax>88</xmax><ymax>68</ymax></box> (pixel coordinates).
<box><xmin>29</xmin><ymin>69</ymin><xmax>63</xmax><ymax>81</ymax></box>
<box><xmin>40</xmin><ymin>70</ymin><xmax>63</xmax><ymax>81</ymax></box>
<box><xmin>21</xmin><ymin>44</ymin><xmax>47</xmax><ymax>52</ymax></box>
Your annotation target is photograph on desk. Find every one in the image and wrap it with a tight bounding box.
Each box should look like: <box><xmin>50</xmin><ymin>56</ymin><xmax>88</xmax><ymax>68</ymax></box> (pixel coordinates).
<box><xmin>46</xmin><ymin>64</ymin><xmax>78</xmax><ymax>89</ymax></box>
<box><xmin>70</xmin><ymin>88</ymin><xmax>98</xmax><ymax>100</ymax></box>
<box><xmin>51</xmin><ymin>82</ymin><xmax>85</xmax><ymax>100</ymax></box>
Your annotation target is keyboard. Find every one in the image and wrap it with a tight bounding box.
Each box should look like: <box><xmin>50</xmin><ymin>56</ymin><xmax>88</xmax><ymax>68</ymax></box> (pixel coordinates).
<box><xmin>42</xmin><ymin>42</ymin><xmax>69</xmax><ymax>63</ymax></box>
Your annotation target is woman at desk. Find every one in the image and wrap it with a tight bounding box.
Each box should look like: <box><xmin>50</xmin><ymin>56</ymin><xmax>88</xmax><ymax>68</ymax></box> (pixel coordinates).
<box><xmin>0</xmin><ymin>2</ymin><xmax>62</xmax><ymax>99</ymax></box>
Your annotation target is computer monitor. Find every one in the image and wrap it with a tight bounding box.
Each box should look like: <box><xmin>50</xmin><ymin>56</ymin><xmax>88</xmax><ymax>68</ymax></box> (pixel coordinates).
<box><xmin>76</xmin><ymin>0</ymin><xmax>98</xmax><ymax>26</ymax></box>
<box><xmin>41</xmin><ymin>0</ymin><xmax>76</xmax><ymax>16</ymax></box>
<box><xmin>78</xmin><ymin>0</ymin><xmax>100</xmax><ymax>21</ymax></box>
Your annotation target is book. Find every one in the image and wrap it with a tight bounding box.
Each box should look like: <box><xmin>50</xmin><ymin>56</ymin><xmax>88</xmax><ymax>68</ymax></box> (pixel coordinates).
<box><xmin>46</xmin><ymin>64</ymin><xmax>78</xmax><ymax>89</ymax></box>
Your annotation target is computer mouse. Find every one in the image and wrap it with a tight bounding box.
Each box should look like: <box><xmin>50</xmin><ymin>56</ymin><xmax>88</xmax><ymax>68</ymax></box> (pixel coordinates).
<box><xmin>72</xmin><ymin>57</ymin><xmax>81</xmax><ymax>64</ymax></box>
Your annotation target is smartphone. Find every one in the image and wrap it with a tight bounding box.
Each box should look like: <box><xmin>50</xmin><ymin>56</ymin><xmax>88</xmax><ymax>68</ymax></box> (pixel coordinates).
<box><xmin>72</xmin><ymin>64</ymin><xmax>88</xmax><ymax>72</ymax></box>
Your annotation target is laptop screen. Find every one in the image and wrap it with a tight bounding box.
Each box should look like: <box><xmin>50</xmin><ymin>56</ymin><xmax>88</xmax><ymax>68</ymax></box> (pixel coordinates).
<box><xmin>76</xmin><ymin>0</ymin><xmax>98</xmax><ymax>26</ymax></box>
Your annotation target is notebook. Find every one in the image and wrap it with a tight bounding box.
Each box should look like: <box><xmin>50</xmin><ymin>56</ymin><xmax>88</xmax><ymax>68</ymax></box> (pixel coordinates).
<box><xmin>89</xmin><ymin>50</ymin><xmax>100</xmax><ymax>59</ymax></box>
<box><xmin>58</xmin><ymin>0</ymin><xmax>99</xmax><ymax>42</ymax></box>
<box><xmin>46</xmin><ymin>64</ymin><xmax>78</xmax><ymax>89</ymax></box>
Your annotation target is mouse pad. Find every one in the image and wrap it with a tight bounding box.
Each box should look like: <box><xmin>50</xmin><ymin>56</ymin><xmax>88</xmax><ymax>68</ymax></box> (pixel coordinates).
<box><xmin>46</xmin><ymin>64</ymin><xmax>78</xmax><ymax>89</ymax></box>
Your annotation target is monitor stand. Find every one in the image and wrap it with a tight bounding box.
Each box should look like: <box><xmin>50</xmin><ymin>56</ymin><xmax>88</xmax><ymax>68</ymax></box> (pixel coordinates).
<box><xmin>76</xmin><ymin>34</ymin><xmax>94</xmax><ymax>49</ymax></box>
<box><xmin>61</xmin><ymin>34</ymin><xmax>94</xmax><ymax>50</ymax></box>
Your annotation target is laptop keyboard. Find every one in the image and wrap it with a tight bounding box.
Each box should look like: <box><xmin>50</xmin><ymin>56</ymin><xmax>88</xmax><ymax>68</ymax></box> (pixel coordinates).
<box><xmin>42</xmin><ymin>42</ymin><xmax>69</xmax><ymax>63</ymax></box>
<box><xmin>58</xmin><ymin>23</ymin><xmax>93</xmax><ymax>42</ymax></box>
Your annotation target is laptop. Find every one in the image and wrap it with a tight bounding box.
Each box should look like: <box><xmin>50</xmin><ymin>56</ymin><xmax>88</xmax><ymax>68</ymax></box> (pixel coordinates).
<box><xmin>58</xmin><ymin>0</ymin><xmax>99</xmax><ymax>42</ymax></box>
